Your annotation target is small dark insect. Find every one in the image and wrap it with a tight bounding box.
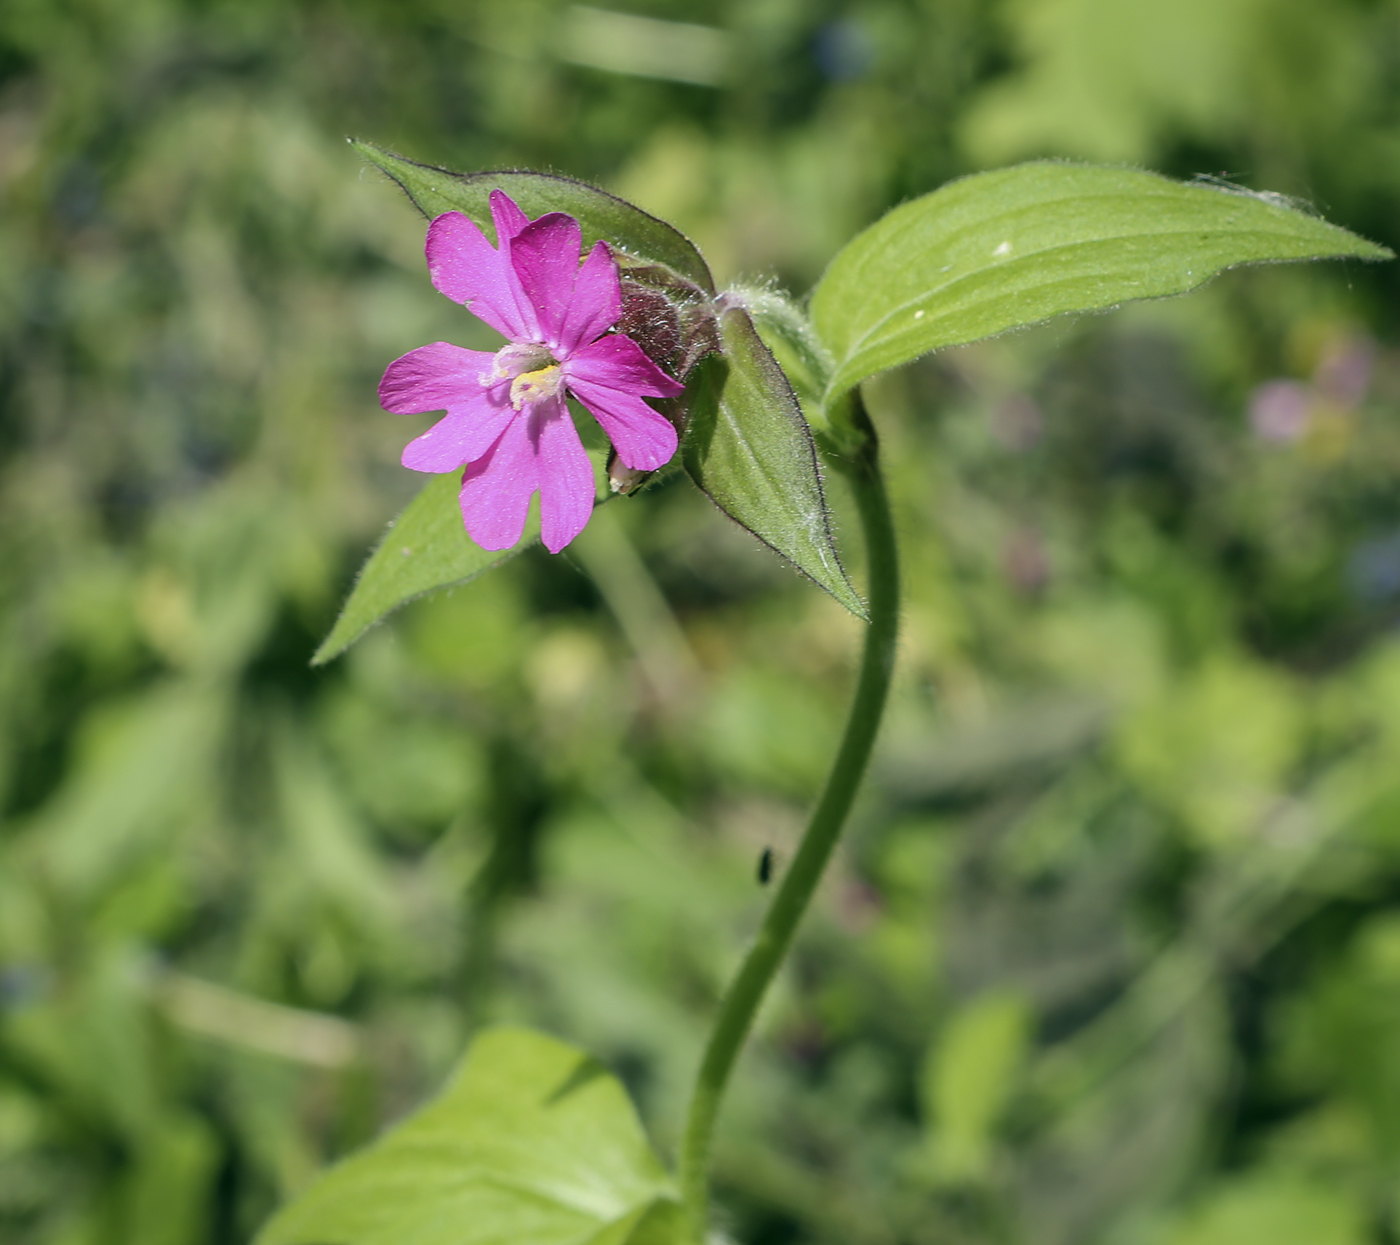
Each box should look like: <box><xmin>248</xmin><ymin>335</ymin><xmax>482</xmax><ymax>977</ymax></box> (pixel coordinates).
<box><xmin>757</xmin><ymin>847</ymin><xmax>774</xmax><ymax>885</ymax></box>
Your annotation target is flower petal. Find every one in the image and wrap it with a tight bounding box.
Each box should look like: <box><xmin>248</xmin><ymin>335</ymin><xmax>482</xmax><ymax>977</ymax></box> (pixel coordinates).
<box><xmin>536</xmin><ymin>403</ymin><xmax>596</xmax><ymax>553</ymax></box>
<box><xmin>457</xmin><ymin>412</ymin><xmax>540</xmax><ymax>551</ymax></box>
<box><xmin>379</xmin><ymin>341</ymin><xmax>500</xmax><ymax>414</ymax></box>
<box><xmin>567</xmin><ymin>333</ymin><xmax>686</xmax><ymax>399</ymax></box>
<box><xmin>567</xmin><ymin>376</ymin><xmax>679</xmax><ymax>472</ymax></box>
<box><xmin>401</xmin><ymin>390</ymin><xmax>516</xmax><ymax>473</ymax></box>
<box><xmin>510</xmin><ymin>213</ymin><xmax>583</xmax><ymax>352</ymax></box>
<box><xmin>565</xmin><ymin>335</ymin><xmax>683</xmax><ymax>470</ymax></box>
<box><xmin>490</xmin><ymin>189</ymin><xmax>530</xmax><ymax>244</ymax></box>
<box><xmin>556</xmin><ymin>241</ymin><xmax>622</xmax><ymax>356</ymax></box>
<box><xmin>425</xmin><ymin>212</ymin><xmax>533</xmax><ymax>340</ymax></box>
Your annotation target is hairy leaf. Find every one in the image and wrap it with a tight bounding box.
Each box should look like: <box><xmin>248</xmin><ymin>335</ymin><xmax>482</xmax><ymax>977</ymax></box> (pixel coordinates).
<box><xmin>353</xmin><ymin>140</ymin><xmax>714</xmax><ymax>292</ymax></box>
<box><xmin>255</xmin><ymin>1027</ymin><xmax>680</xmax><ymax>1245</ymax></box>
<box><xmin>312</xmin><ymin>474</ymin><xmax>538</xmax><ymax>665</ymax></box>
<box><xmin>684</xmin><ymin>303</ymin><xmax>865</xmax><ymax>619</ymax></box>
<box><xmin>811</xmin><ymin>163</ymin><xmax>1392</xmax><ymax>400</ymax></box>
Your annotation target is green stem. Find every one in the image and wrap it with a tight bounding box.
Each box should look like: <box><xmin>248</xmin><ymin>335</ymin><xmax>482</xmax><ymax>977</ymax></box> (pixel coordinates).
<box><xmin>677</xmin><ymin>413</ymin><xmax>900</xmax><ymax>1236</ymax></box>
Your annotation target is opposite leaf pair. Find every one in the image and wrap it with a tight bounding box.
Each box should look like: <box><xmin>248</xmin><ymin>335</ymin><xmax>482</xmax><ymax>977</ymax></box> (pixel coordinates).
<box><xmin>317</xmin><ymin>146</ymin><xmax>1388</xmax><ymax>667</ymax></box>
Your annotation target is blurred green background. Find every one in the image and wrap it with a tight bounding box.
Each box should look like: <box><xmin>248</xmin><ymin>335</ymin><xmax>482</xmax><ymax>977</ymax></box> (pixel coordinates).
<box><xmin>5</xmin><ymin>1</ymin><xmax>1400</xmax><ymax>1242</ymax></box>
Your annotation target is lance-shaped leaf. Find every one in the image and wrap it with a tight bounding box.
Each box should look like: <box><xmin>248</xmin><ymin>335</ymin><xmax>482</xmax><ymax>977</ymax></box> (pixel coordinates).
<box><xmin>312</xmin><ymin>474</ymin><xmax>538</xmax><ymax>665</ymax></box>
<box><xmin>353</xmin><ymin>140</ymin><xmax>714</xmax><ymax>292</ymax></box>
<box><xmin>684</xmin><ymin>303</ymin><xmax>865</xmax><ymax>619</ymax></box>
<box><xmin>810</xmin><ymin>162</ymin><xmax>1392</xmax><ymax>401</ymax></box>
<box><xmin>255</xmin><ymin>1026</ymin><xmax>681</xmax><ymax>1245</ymax></box>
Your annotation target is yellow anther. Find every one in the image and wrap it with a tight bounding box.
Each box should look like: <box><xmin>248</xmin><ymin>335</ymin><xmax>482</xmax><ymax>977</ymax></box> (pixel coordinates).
<box><xmin>509</xmin><ymin>365</ymin><xmax>564</xmax><ymax>409</ymax></box>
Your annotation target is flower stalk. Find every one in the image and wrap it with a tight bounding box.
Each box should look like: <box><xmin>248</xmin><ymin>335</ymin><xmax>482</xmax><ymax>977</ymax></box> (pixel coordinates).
<box><xmin>677</xmin><ymin>394</ymin><xmax>900</xmax><ymax>1237</ymax></box>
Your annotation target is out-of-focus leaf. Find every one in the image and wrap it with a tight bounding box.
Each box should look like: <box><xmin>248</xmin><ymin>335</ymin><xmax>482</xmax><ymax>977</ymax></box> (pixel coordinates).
<box><xmin>1116</xmin><ymin>655</ymin><xmax>1302</xmax><ymax>848</ymax></box>
<box><xmin>353</xmin><ymin>141</ymin><xmax>714</xmax><ymax>291</ymax></box>
<box><xmin>1164</xmin><ymin>1173</ymin><xmax>1366</xmax><ymax>1245</ymax></box>
<box><xmin>683</xmin><ymin>303</ymin><xmax>865</xmax><ymax>619</ymax></box>
<box><xmin>957</xmin><ymin>0</ymin><xmax>1258</xmax><ymax>166</ymax></box>
<box><xmin>255</xmin><ymin>1026</ymin><xmax>680</xmax><ymax>1245</ymax></box>
<box><xmin>126</xmin><ymin>1115</ymin><xmax>221</xmax><ymax>1245</ymax></box>
<box><xmin>588</xmin><ymin>1198</ymin><xmax>688</xmax><ymax>1245</ymax></box>
<box><xmin>272</xmin><ymin>719</ymin><xmax>400</xmax><ymax>937</ymax></box>
<box><xmin>313</xmin><ymin>474</ymin><xmax>539</xmax><ymax>665</ymax></box>
<box><xmin>921</xmin><ymin>991</ymin><xmax>1031</xmax><ymax>1182</ymax></box>
<box><xmin>810</xmin><ymin>163</ymin><xmax>1392</xmax><ymax>400</ymax></box>
<box><xmin>23</xmin><ymin>686</ymin><xmax>223</xmax><ymax>899</ymax></box>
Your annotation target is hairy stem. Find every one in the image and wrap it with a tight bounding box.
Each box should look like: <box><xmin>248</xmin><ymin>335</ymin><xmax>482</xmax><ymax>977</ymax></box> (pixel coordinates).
<box><xmin>677</xmin><ymin>411</ymin><xmax>900</xmax><ymax>1236</ymax></box>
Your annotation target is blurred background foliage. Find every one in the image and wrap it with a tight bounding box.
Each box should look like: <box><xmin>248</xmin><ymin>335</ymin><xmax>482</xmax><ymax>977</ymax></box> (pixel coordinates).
<box><xmin>4</xmin><ymin>1</ymin><xmax>1400</xmax><ymax>1243</ymax></box>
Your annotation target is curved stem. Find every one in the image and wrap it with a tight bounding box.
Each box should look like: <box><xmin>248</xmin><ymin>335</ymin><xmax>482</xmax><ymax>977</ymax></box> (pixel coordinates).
<box><xmin>678</xmin><ymin>414</ymin><xmax>900</xmax><ymax>1236</ymax></box>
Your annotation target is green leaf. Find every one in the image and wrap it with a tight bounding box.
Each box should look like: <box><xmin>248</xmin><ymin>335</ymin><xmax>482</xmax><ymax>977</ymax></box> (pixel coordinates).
<box><xmin>255</xmin><ymin>1026</ymin><xmax>681</xmax><ymax>1245</ymax></box>
<box><xmin>734</xmin><ymin>287</ymin><xmax>830</xmax><ymax>417</ymax></box>
<box><xmin>683</xmin><ymin>303</ymin><xmax>865</xmax><ymax>619</ymax></box>
<box><xmin>920</xmin><ymin>991</ymin><xmax>1032</xmax><ymax>1183</ymax></box>
<box><xmin>312</xmin><ymin>474</ymin><xmax>537</xmax><ymax>665</ymax></box>
<box><xmin>810</xmin><ymin>162</ymin><xmax>1393</xmax><ymax>401</ymax></box>
<box><xmin>352</xmin><ymin>140</ymin><xmax>714</xmax><ymax>292</ymax></box>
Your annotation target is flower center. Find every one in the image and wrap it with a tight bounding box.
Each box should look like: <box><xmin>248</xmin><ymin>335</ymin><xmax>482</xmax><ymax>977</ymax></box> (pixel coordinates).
<box><xmin>509</xmin><ymin>365</ymin><xmax>565</xmax><ymax>410</ymax></box>
<box><xmin>491</xmin><ymin>342</ymin><xmax>555</xmax><ymax>381</ymax></box>
<box><xmin>488</xmin><ymin>342</ymin><xmax>566</xmax><ymax>410</ymax></box>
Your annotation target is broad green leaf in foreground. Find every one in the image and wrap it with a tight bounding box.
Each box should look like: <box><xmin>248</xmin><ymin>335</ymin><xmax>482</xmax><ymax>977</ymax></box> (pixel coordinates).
<box><xmin>684</xmin><ymin>303</ymin><xmax>866</xmax><ymax>619</ymax></box>
<box><xmin>312</xmin><ymin>474</ymin><xmax>537</xmax><ymax>665</ymax></box>
<box><xmin>255</xmin><ymin>1026</ymin><xmax>680</xmax><ymax>1245</ymax></box>
<box><xmin>353</xmin><ymin>140</ymin><xmax>714</xmax><ymax>292</ymax></box>
<box><xmin>810</xmin><ymin>162</ymin><xmax>1393</xmax><ymax>401</ymax></box>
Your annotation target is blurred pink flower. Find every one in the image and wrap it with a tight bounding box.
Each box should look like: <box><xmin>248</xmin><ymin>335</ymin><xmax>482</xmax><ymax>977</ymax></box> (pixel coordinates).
<box><xmin>1248</xmin><ymin>379</ymin><xmax>1311</xmax><ymax>442</ymax></box>
<box><xmin>1313</xmin><ymin>334</ymin><xmax>1374</xmax><ymax>407</ymax></box>
<box><xmin>380</xmin><ymin>191</ymin><xmax>685</xmax><ymax>553</ymax></box>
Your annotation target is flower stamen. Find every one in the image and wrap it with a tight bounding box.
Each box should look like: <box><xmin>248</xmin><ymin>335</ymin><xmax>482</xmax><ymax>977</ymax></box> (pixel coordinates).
<box><xmin>489</xmin><ymin>341</ymin><xmax>556</xmax><ymax>384</ymax></box>
<box><xmin>510</xmin><ymin>365</ymin><xmax>565</xmax><ymax>409</ymax></box>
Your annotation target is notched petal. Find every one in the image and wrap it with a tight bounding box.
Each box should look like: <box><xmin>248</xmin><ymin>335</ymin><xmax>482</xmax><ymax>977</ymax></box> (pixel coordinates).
<box><xmin>557</xmin><ymin>241</ymin><xmax>623</xmax><ymax>355</ymax></box>
<box><xmin>401</xmin><ymin>392</ymin><xmax>515</xmax><ymax>473</ymax></box>
<box><xmin>426</xmin><ymin>213</ymin><xmax>532</xmax><ymax>341</ymax></box>
<box><xmin>457</xmin><ymin>416</ymin><xmax>540</xmax><ymax>551</ymax></box>
<box><xmin>568</xmin><ymin>376</ymin><xmax>679</xmax><ymax>472</ymax></box>
<box><xmin>536</xmin><ymin>405</ymin><xmax>597</xmax><ymax>553</ymax></box>
<box><xmin>379</xmin><ymin>341</ymin><xmax>499</xmax><ymax>414</ymax></box>
<box><xmin>489</xmin><ymin>189</ymin><xmax>530</xmax><ymax>244</ymax></box>
<box><xmin>567</xmin><ymin>334</ymin><xmax>685</xmax><ymax>399</ymax></box>
<box><xmin>510</xmin><ymin>213</ymin><xmax>584</xmax><ymax>350</ymax></box>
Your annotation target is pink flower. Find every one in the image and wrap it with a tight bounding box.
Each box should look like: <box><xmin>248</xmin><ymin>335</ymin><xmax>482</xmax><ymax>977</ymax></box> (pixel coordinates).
<box><xmin>379</xmin><ymin>191</ymin><xmax>686</xmax><ymax>553</ymax></box>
